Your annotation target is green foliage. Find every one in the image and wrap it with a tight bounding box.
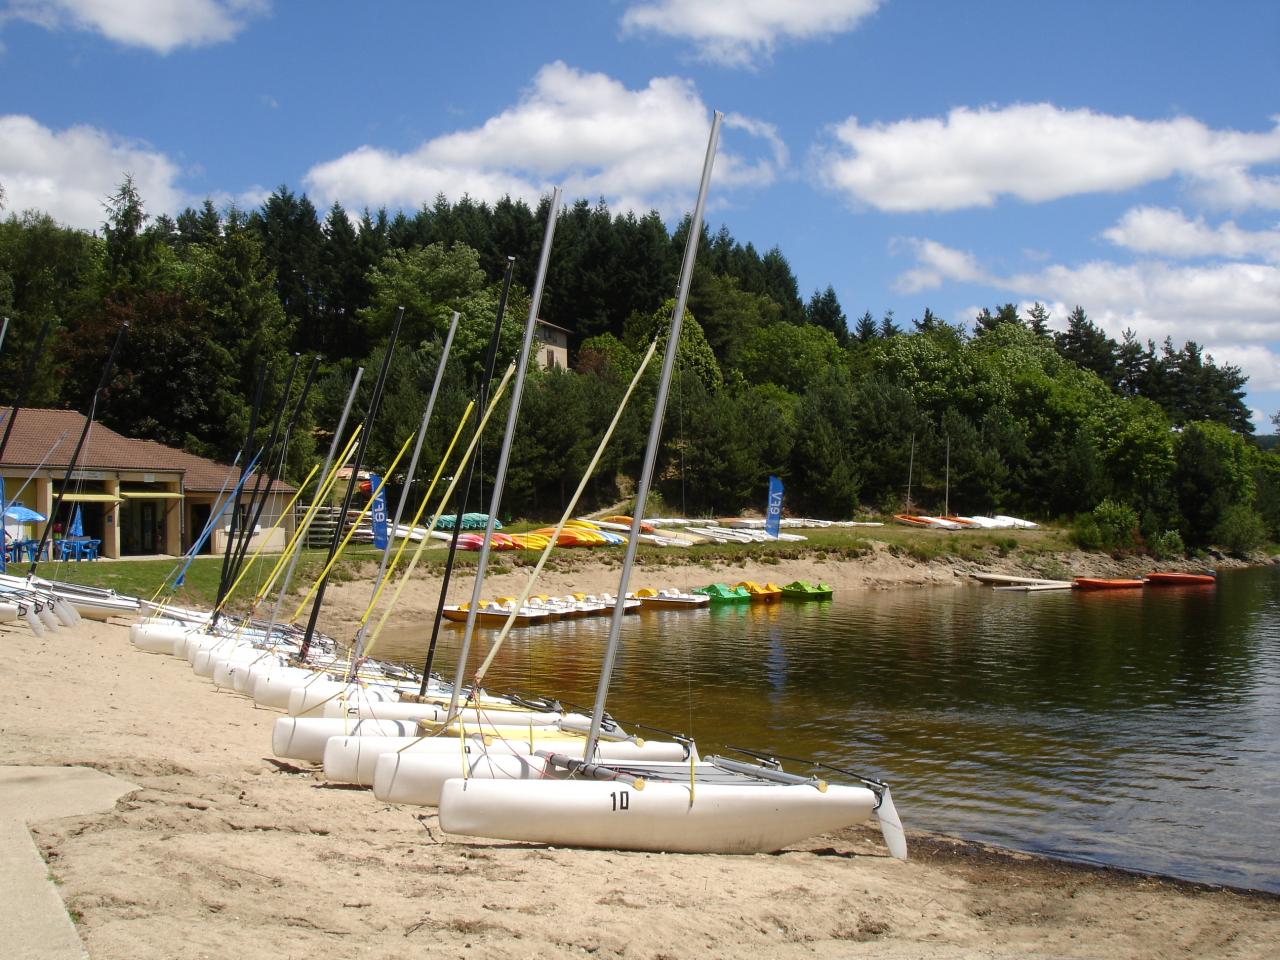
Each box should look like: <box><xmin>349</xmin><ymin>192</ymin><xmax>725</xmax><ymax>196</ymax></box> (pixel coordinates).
<box><xmin>734</xmin><ymin>321</ymin><xmax>843</xmax><ymax>395</ymax></box>
<box><xmin>1174</xmin><ymin>421</ymin><xmax>1257</xmax><ymax>545</ymax></box>
<box><xmin>1211</xmin><ymin>505</ymin><xmax>1267</xmax><ymax>556</ymax></box>
<box><xmin>1149</xmin><ymin>529</ymin><xmax>1186</xmax><ymax>561</ymax></box>
<box><xmin>1090</xmin><ymin>498</ymin><xmax>1140</xmax><ymax>551</ymax></box>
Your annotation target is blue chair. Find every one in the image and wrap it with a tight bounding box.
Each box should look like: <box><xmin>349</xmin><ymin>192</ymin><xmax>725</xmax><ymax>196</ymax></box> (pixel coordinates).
<box><xmin>84</xmin><ymin>539</ymin><xmax>101</xmax><ymax>561</ymax></box>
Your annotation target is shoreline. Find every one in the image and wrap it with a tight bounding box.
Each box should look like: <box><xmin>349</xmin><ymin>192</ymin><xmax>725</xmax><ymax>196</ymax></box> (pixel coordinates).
<box><xmin>3</xmin><ymin>554</ymin><xmax>1278</xmax><ymax>957</ymax></box>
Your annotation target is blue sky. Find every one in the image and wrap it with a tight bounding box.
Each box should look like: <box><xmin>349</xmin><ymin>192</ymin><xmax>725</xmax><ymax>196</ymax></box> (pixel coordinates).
<box><xmin>2</xmin><ymin>1</ymin><xmax>1278</xmax><ymax>429</ymax></box>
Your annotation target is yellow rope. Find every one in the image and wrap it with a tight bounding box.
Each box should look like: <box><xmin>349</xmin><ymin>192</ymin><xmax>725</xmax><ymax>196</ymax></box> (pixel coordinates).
<box><xmin>360</xmin><ymin>361</ymin><xmax>517</xmax><ymax>657</ymax></box>
<box><xmin>287</xmin><ymin>427</ymin><xmax>420</xmax><ymax>623</ymax></box>
<box><xmin>212</xmin><ymin>462</ymin><xmax>319</xmax><ymax>615</ymax></box>
<box><xmin>471</xmin><ymin>338</ymin><xmax>659</xmax><ymax>685</ymax></box>
<box><xmin>247</xmin><ymin>426</ymin><xmax>364</xmax><ymax>608</ymax></box>
<box><xmin>354</xmin><ymin>398</ymin><xmax>476</xmax><ymax>631</ymax></box>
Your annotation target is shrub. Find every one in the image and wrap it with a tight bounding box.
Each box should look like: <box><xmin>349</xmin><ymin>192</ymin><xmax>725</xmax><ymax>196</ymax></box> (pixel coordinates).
<box><xmin>1070</xmin><ymin>515</ymin><xmax>1102</xmax><ymax>551</ymax></box>
<box><xmin>1212</xmin><ymin>505</ymin><xmax>1267</xmax><ymax>556</ymax></box>
<box><xmin>1149</xmin><ymin>529</ymin><xmax>1186</xmax><ymax>561</ymax></box>
<box><xmin>1091</xmin><ymin>499</ymin><xmax>1140</xmax><ymax>551</ymax></box>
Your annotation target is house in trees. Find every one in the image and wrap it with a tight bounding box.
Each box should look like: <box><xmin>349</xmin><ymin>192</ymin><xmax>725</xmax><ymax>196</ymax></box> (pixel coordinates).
<box><xmin>534</xmin><ymin>319</ymin><xmax>571</xmax><ymax>370</ymax></box>
<box><xmin>0</xmin><ymin>408</ymin><xmax>294</xmax><ymax>560</ymax></box>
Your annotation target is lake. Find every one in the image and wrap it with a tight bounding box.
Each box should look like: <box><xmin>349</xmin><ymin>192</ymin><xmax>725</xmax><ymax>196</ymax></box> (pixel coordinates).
<box><xmin>375</xmin><ymin>565</ymin><xmax>1280</xmax><ymax>892</ymax></box>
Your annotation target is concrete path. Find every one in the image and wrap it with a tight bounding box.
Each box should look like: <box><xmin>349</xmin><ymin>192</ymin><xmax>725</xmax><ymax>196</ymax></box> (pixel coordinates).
<box><xmin>0</xmin><ymin>766</ymin><xmax>139</xmax><ymax>960</ymax></box>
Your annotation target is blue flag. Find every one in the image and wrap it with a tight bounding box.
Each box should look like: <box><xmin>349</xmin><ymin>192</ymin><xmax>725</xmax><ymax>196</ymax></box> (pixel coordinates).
<box><xmin>765</xmin><ymin>475</ymin><xmax>784</xmax><ymax>538</ymax></box>
<box><xmin>369</xmin><ymin>474</ymin><xmax>389</xmax><ymax>550</ymax></box>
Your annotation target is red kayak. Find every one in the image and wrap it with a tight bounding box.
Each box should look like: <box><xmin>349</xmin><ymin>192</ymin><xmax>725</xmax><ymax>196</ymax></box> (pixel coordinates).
<box><xmin>1145</xmin><ymin>572</ymin><xmax>1216</xmax><ymax>586</ymax></box>
<box><xmin>1073</xmin><ymin>577</ymin><xmax>1145</xmax><ymax>590</ymax></box>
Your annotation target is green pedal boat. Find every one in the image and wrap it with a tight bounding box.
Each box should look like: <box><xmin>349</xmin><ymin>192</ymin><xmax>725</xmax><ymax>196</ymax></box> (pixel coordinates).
<box><xmin>780</xmin><ymin>580</ymin><xmax>834</xmax><ymax>601</ymax></box>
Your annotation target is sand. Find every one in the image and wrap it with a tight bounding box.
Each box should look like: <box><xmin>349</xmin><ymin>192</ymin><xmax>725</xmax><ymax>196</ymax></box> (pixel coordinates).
<box><xmin>4</xmin><ymin>550</ymin><xmax>1278</xmax><ymax>959</ymax></box>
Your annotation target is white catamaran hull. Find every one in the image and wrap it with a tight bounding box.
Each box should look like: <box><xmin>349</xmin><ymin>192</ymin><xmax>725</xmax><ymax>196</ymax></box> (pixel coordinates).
<box><xmin>438</xmin><ymin>777</ymin><xmax>877</xmax><ymax>854</ymax></box>
<box><xmin>366</xmin><ymin>739</ymin><xmax>696</xmax><ymax>802</ymax></box>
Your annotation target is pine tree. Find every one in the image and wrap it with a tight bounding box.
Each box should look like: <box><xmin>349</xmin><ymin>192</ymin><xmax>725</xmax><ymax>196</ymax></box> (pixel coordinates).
<box><xmin>854</xmin><ymin>310</ymin><xmax>878</xmax><ymax>343</ymax></box>
<box><xmin>805</xmin><ymin>285</ymin><xmax>848</xmax><ymax>346</ymax></box>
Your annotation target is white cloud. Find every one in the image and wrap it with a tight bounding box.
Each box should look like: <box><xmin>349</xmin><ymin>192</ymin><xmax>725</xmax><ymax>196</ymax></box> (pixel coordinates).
<box><xmin>891</xmin><ymin>237</ymin><xmax>989</xmax><ymax>292</ymax></box>
<box><xmin>304</xmin><ymin>62</ymin><xmax>783</xmax><ymax>217</ymax></box>
<box><xmin>817</xmin><ymin>104</ymin><xmax>1280</xmax><ymax>213</ymax></box>
<box><xmin>0</xmin><ymin>114</ymin><xmax>186</xmax><ymax>229</ymax></box>
<box><xmin>1104</xmin><ymin>207</ymin><xmax>1280</xmax><ymax>263</ymax></box>
<box><xmin>5</xmin><ymin>0</ymin><xmax>266</xmax><ymax>53</ymax></box>
<box><xmin>621</xmin><ymin>0</ymin><xmax>880</xmax><ymax>68</ymax></box>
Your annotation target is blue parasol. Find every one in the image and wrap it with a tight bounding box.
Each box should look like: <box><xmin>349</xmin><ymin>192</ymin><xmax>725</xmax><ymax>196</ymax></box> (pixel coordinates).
<box><xmin>4</xmin><ymin>504</ymin><xmax>47</xmax><ymax>523</ymax></box>
<box><xmin>68</xmin><ymin>504</ymin><xmax>83</xmax><ymax>537</ymax></box>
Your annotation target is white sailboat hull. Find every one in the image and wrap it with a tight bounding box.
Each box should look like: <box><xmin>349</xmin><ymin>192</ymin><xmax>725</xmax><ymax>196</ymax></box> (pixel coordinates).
<box><xmin>438</xmin><ymin>777</ymin><xmax>877</xmax><ymax>854</ymax></box>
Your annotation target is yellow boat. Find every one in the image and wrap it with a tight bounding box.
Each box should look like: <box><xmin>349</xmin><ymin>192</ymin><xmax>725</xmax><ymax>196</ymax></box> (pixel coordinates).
<box><xmin>736</xmin><ymin>580</ymin><xmax>783</xmax><ymax>603</ymax></box>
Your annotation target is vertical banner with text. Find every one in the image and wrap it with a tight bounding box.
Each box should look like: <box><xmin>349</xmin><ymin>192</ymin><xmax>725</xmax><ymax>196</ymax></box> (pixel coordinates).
<box><xmin>765</xmin><ymin>474</ymin><xmax>784</xmax><ymax>538</ymax></box>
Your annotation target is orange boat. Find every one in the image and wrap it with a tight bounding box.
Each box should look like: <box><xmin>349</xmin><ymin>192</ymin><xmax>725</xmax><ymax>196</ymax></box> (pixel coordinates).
<box><xmin>1073</xmin><ymin>577</ymin><xmax>1145</xmax><ymax>590</ymax></box>
<box><xmin>1145</xmin><ymin>572</ymin><xmax>1216</xmax><ymax>586</ymax></box>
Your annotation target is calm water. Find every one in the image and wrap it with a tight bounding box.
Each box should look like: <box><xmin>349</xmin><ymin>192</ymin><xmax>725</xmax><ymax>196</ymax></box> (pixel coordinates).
<box><xmin>376</xmin><ymin>567</ymin><xmax>1280</xmax><ymax>892</ymax></box>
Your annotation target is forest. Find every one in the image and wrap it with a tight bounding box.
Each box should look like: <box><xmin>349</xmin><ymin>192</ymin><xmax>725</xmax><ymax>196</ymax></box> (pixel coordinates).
<box><xmin>1</xmin><ymin>178</ymin><xmax>1277</xmax><ymax>553</ymax></box>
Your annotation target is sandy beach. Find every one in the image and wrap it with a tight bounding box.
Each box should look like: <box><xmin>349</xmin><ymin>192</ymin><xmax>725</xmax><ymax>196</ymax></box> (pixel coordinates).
<box><xmin>4</xmin><ymin>546</ymin><xmax>1278</xmax><ymax>959</ymax></box>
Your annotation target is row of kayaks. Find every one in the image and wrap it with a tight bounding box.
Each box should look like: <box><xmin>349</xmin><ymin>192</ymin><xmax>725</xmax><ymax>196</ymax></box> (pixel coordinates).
<box><xmin>1073</xmin><ymin>571</ymin><xmax>1217</xmax><ymax>590</ymax></box>
<box><xmin>438</xmin><ymin>580</ymin><xmax>836</xmax><ymax>626</ymax></box>
<box><xmin>895</xmin><ymin>514</ymin><xmax>1038</xmax><ymax>530</ymax></box>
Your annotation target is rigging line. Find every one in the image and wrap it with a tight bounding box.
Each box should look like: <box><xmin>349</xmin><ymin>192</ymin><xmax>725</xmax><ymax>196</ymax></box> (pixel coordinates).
<box><xmin>298</xmin><ymin>306</ymin><xmax>407</xmax><ymax>662</ymax></box>
<box><xmin>30</xmin><ymin>321</ymin><xmax>128</xmax><ymax>576</ymax></box>
<box><xmin>210</xmin><ymin>462</ymin><xmax>320</xmax><ymax>617</ymax></box>
<box><xmin>583</xmin><ymin>112</ymin><xmax>721</xmax><ymax>761</ymax></box>
<box><xmin>222</xmin><ymin>354</ymin><xmax>302</xmax><ymax>600</ymax></box>
<box><xmin>148</xmin><ymin>453</ymin><xmax>241</xmax><ymax>604</ymax></box>
<box><xmin>350</xmin><ymin>397</ymin><xmax>475</xmax><ymax>643</ymax></box>
<box><xmin>421</xmin><ymin>257</ymin><xmax>516</xmax><ymax>691</ymax></box>
<box><xmin>262</xmin><ymin>366</ymin><xmax>365</xmax><ymax>653</ymax></box>
<box><xmin>349</xmin><ymin>310</ymin><xmax>461</xmax><ymax>672</ymax></box>
<box><xmin>286</xmin><ymin>426</ymin><xmax>418</xmax><ymax>625</ymax></box>
<box><xmin>471</xmin><ymin>337</ymin><xmax>659</xmax><ymax>686</ymax></box>
<box><xmin>446</xmin><ymin>187</ymin><xmax>563</xmax><ymax>725</ymax></box>
<box><xmin>243</xmin><ymin>355</ymin><xmax>321</xmax><ymax>610</ymax></box>
<box><xmin>245</xmin><ymin>427</ymin><xmax>363</xmax><ymax>609</ymax></box>
<box><xmin>363</xmin><ymin>360</ymin><xmax>517</xmax><ymax>654</ymax></box>
<box><xmin>214</xmin><ymin>362</ymin><xmax>268</xmax><ymax>620</ymax></box>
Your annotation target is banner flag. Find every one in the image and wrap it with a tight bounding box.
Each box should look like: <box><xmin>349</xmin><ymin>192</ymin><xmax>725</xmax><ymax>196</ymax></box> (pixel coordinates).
<box><xmin>369</xmin><ymin>474</ymin><xmax>389</xmax><ymax>550</ymax></box>
<box><xmin>765</xmin><ymin>475</ymin><xmax>784</xmax><ymax>538</ymax></box>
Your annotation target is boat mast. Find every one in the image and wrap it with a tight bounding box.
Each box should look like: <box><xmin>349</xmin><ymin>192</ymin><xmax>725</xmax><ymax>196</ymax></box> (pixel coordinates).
<box><xmin>348</xmin><ymin>310</ymin><xmax>460</xmax><ymax>674</ymax></box>
<box><xmin>445</xmin><ymin>190</ymin><xmax>562</xmax><ymax>721</ymax></box>
<box><xmin>905</xmin><ymin>433</ymin><xmax>915</xmax><ymax>514</ymax></box>
<box><xmin>420</xmin><ymin>259</ymin><xmax>515</xmax><ymax>693</ymax></box>
<box><xmin>260</xmin><ymin>365</ymin><xmax>364</xmax><ymax>643</ymax></box>
<box><xmin>584</xmin><ymin>113</ymin><xmax>722</xmax><ymax>761</ymax></box>
<box><xmin>298</xmin><ymin>307</ymin><xmax>404</xmax><ymax>661</ymax></box>
<box><xmin>29</xmin><ymin>321</ymin><xmax>128</xmax><ymax>576</ymax></box>
<box><xmin>944</xmin><ymin>434</ymin><xmax>950</xmax><ymax>518</ymax></box>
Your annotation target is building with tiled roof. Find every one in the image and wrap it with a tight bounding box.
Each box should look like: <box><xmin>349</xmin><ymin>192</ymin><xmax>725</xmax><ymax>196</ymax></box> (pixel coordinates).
<box><xmin>0</xmin><ymin>407</ymin><xmax>295</xmax><ymax>560</ymax></box>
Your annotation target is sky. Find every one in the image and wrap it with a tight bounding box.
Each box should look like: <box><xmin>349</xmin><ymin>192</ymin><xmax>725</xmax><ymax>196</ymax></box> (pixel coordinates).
<box><xmin>2</xmin><ymin>0</ymin><xmax>1278</xmax><ymax>430</ymax></box>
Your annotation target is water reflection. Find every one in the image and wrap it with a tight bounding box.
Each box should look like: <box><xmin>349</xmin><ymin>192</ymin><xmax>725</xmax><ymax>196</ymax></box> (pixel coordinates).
<box><xmin>375</xmin><ymin>568</ymin><xmax>1280</xmax><ymax>892</ymax></box>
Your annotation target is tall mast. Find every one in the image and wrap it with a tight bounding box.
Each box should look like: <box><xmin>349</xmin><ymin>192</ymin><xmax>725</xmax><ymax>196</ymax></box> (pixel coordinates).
<box><xmin>584</xmin><ymin>113</ymin><xmax>722</xmax><ymax>759</ymax></box>
<box><xmin>263</xmin><ymin>366</ymin><xmax>363</xmax><ymax>645</ymax></box>
<box><xmin>349</xmin><ymin>310</ymin><xmax>460</xmax><ymax>672</ymax></box>
<box><xmin>298</xmin><ymin>307</ymin><xmax>404</xmax><ymax>661</ymax></box>
<box><xmin>419</xmin><ymin>259</ymin><xmax>515</xmax><ymax>692</ymax></box>
<box><xmin>29</xmin><ymin>321</ymin><xmax>128</xmax><ymax>575</ymax></box>
<box><xmin>446</xmin><ymin>190</ymin><xmax>562</xmax><ymax>720</ymax></box>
